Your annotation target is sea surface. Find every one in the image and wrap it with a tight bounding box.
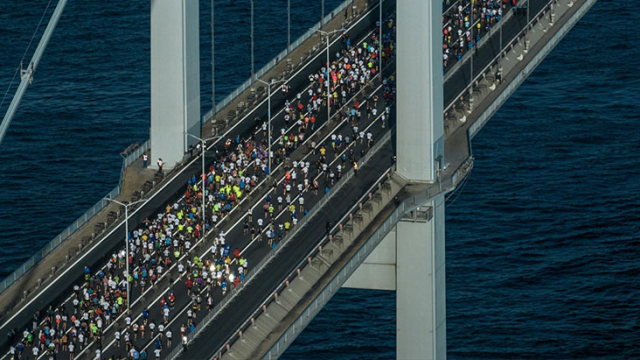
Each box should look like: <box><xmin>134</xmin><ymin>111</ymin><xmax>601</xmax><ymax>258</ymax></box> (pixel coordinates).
<box><xmin>1</xmin><ymin>0</ymin><xmax>639</xmax><ymax>358</ymax></box>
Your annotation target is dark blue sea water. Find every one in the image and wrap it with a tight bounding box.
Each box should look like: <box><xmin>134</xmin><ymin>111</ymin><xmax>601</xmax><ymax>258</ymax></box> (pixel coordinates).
<box><xmin>1</xmin><ymin>1</ymin><xmax>639</xmax><ymax>358</ymax></box>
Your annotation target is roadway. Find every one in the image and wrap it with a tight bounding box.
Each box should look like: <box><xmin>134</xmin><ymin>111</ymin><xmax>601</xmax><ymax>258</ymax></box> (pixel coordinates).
<box><xmin>92</xmin><ymin>43</ymin><xmax>397</xmax><ymax>360</ymax></box>
<box><xmin>111</xmin><ymin>77</ymin><xmax>396</xmax><ymax>360</ymax></box>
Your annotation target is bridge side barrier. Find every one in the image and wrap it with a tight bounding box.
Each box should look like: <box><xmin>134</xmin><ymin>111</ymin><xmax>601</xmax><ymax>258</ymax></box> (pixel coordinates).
<box><xmin>445</xmin><ymin>0</ymin><xmax>561</xmax><ymax>126</ymax></box>
<box><xmin>259</xmin><ymin>178</ymin><xmax>405</xmax><ymax>360</ymax></box>
<box><xmin>253</xmin><ymin>157</ymin><xmax>473</xmax><ymax>359</ymax></box>
<box><xmin>228</xmin><ymin>2</ymin><xmax>585</xmax><ymax>352</ymax></box>
<box><xmin>0</xmin><ymin>140</ymin><xmax>149</xmax><ymax>295</ymax></box>
<box><xmin>202</xmin><ymin>0</ymin><xmax>355</xmax><ymax>123</ymax></box>
<box><xmin>216</xmin><ymin>155</ymin><xmax>472</xmax><ymax>358</ymax></box>
<box><xmin>468</xmin><ymin>0</ymin><xmax>594</xmax><ymax>139</ymax></box>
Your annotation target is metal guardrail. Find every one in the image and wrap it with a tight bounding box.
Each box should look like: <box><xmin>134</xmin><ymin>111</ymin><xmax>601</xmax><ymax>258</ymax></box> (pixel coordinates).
<box><xmin>202</xmin><ymin>0</ymin><xmax>354</xmax><ymax>123</ymax></box>
<box><xmin>468</xmin><ymin>0</ymin><xmax>583</xmax><ymax>139</ymax></box>
<box><xmin>0</xmin><ymin>140</ymin><xmax>150</xmax><ymax>294</ymax></box>
<box><xmin>260</xmin><ymin>155</ymin><xmax>475</xmax><ymax>359</ymax></box>
<box><xmin>445</xmin><ymin>0</ymin><xmax>559</xmax><ymax>115</ymax></box>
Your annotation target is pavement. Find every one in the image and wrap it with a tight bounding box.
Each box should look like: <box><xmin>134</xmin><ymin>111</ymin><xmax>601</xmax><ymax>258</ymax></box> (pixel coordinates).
<box><xmin>108</xmin><ymin>80</ymin><xmax>396</xmax><ymax>360</ymax></box>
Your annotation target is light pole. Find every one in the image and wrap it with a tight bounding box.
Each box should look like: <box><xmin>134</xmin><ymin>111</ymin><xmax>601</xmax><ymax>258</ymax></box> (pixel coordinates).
<box><xmin>250</xmin><ymin>0</ymin><xmax>254</xmax><ymax>82</ymax></box>
<box><xmin>500</xmin><ymin>21</ymin><xmax>503</xmax><ymax>52</ymax></box>
<box><xmin>105</xmin><ymin>197</ymin><xmax>147</xmax><ymax>312</ymax></box>
<box><xmin>287</xmin><ymin>0</ymin><xmax>291</xmax><ymax>52</ymax></box>
<box><xmin>321</xmin><ymin>0</ymin><xmax>324</xmax><ymax>25</ymax></box>
<box><xmin>185</xmin><ymin>133</ymin><xmax>223</xmax><ymax>238</ymax></box>
<box><xmin>313</xmin><ymin>28</ymin><xmax>345</xmax><ymax>124</ymax></box>
<box><xmin>469</xmin><ymin>0</ymin><xmax>474</xmax><ymax>102</ymax></box>
<box><xmin>256</xmin><ymin>78</ymin><xmax>285</xmax><ymax>176</ymax></box>
<box><xmin>211</xmin><ymin>0</ymin><xmax>216</xmax><ymax>114</ymax></box>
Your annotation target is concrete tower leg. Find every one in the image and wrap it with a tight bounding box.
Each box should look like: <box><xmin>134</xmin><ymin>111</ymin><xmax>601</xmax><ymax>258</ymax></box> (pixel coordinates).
<box><xmin>150</xmin><ymin>0</ymin><xmax>201</xmax><ymax>169</ymax></box>
<box><xmin>396</xmin><ymin>0</ymin><xmax>444</xmax><ymax>182</ymax></box>
<box><xmin>395</xmin><ymin>1</ymin><xmax>445</xmax><ymax>356</ymax></box>
<box><xmin>396</xmin><ymin>194</ymin><xmax>446</xmax><ymax>360</ymax></box>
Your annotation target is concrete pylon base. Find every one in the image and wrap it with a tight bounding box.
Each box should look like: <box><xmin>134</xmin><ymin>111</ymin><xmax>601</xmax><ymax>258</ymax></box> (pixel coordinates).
<box><xmin>343</xmin><ymin>193</ymin><xmax>446</xmax><ymax>359</ymax></box>
<box><xmin>396</xmin><ymin>193</ymin><xmax>446</xmax><ymax>360</ymax></box>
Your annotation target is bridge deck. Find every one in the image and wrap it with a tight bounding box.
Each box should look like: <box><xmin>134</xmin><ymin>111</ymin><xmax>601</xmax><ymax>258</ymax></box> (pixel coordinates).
<box><xmin>0</xmin><ymin>0</ymin><xmax>581</xmax><ymax>359</ymax></box>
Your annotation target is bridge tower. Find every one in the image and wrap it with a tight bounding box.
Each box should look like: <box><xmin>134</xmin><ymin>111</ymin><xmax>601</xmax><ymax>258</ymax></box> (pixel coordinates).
<box><xmin>345</xmin><ymin>1</ymin><xmax>445</xmax><ymax>359</ymax></box>
<box><xmin>149</xmin><ymin>0</ymin><xmax>201</xmax><ymax>169</ymax></box>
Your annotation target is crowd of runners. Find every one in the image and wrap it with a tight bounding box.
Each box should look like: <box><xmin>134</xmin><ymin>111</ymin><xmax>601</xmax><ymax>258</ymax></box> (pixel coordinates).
<box><xmin>4</xmin><ymin>0</ymin><xmax>544</xmax><ymax>357</ymax></box>
<box><xmin>6</xmin><ymin>13</ymin><xmax>397</xmax><ymax>360</ymax></box>
<box><xmin>6</xmin><ymin>0</ymin><xmax>528</xmax><ymax>356</ymax></box>
<box><xmin>442</xmin><ymin>0</ymin><xmax>519</xmax><ymax>69</ymax></box>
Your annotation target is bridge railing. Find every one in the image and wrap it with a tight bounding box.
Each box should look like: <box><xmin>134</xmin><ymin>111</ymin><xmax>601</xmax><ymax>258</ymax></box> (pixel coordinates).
<box><xmin>0</xmin><ymin>140</ymin><xmax>149</xmax><ymax>295</ymax></box>
<box><xmin>445</xmin><ymin>0</ymin><xmax>558</xmax><ymax>116</ymax></box>
<box><xmin>254</xmin><ymin>155</ymin><xmax>474</xmax><ymax>359</ymax></box>
<box><xmin>202</xmin><ymin>0</ymin><xmax>354</xmax><ymax>123</ymax></box>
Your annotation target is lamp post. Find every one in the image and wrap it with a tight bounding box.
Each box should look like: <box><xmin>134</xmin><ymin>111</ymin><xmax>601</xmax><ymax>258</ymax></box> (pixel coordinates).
<box><xmin>313</xmin><ymin>28</ymin><xmax>345</xmax><ymax>124</ymax></box>
<box><xmin>469</xmin><ymin>0</ymin><xmax>474</xmax><ymax>104</ymax></box>
<box><xmin>105</xmin><ymin>197</ymin><xmax>147</xmax><ymax>312</ymax></box>
<box><xmin>211</xmin><ymin>0</ymin><xmax>216</xmax><ymax>114</ymax></box>
<box><xmin>185</xmin><ymin>133</ymin><xmax>223</xmax><ymax>238</ymax></box>
<box><xmin>287</xmin><ymin>0</ymin><xmax>291</xmax><ymax>52</ymax></box>
<box><xmin>250</xmin><ymin>0</ymin><xmax>254</xmax><ymax>82</ymax></box>
<box><xmin>256</xmin><ymin>78</ymin><xmax>285</xmax><ymax>176</ymax></box>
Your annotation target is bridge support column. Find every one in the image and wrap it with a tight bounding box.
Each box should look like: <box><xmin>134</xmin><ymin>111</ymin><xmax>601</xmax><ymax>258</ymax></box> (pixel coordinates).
<box><xmin>396</xmin><ymin>193</ymin><xmax>446</xmax><ymax>360</ymax></box>
<box><xmin>396</xmin><ymin>0</ymin><xmax>443</xmax><ymax>182</ymax></box>
<box><xmin>150</xmin><ymin>0</ymin><xmax>201</xmax><ymax>169</ymax></box>
<box><xmin>395</xmin><ymin>1</ymin><xmax>446</xmax><ymax>357</ymax></box>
